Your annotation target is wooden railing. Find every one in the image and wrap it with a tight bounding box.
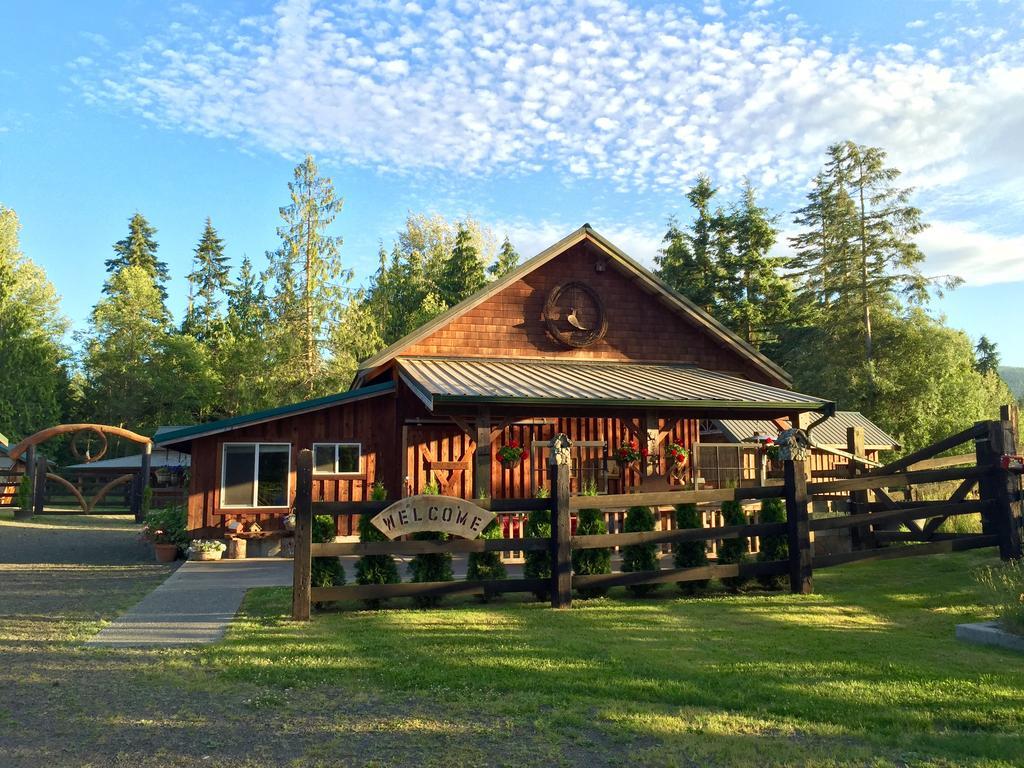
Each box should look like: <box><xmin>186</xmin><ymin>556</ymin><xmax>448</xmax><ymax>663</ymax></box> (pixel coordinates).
<box><xmin>292</xmin><ymin>413</ymin><xmax>1023</xmax><ymax>619</ymax></box>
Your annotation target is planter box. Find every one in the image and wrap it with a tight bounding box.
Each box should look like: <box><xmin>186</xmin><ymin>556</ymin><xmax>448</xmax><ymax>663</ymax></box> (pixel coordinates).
<box><xmin>956</xmin><ymin>621</ymin><xmax>1024</xmax><ymax>653</ymax></box>
<box><xmin>190</xmin><ymin>550</ymin><xmax>223</xmax><ymax>561</ymax></box>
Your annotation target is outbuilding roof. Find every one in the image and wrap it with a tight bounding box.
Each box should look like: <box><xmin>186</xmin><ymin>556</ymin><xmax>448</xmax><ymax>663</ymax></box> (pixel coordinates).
<box><xmin>716</xmin><ymin>411</ymin><xmax>900</xmax><ymax>450</ymax></box>
<box><xmin>397</xmin><ymin>357</ymin><xmax>832</xmax><ymax>413</ymax></box>
<box><xmin>155</xmin><ymin>381</ymin><xmax>396</xmax><ymax>449</ymax></box>
<box><xmin>354</xmin><ymin>224</ymin><xmax>792</xmax><ymax>388</ymax></box>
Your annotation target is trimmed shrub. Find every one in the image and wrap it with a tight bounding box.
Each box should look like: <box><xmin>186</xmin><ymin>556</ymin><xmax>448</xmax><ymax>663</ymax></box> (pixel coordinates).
<box><xmin>14</xmin><ymin>473</ymin><xmax>32</xmax><ymax>512</ymax></box>
<box><xmin>467</xmin><ymin>518</ymin><xmax>506</xmax><ymax>601</ymax></box>
<box><xmin>523</xmin><ymin>506</ymin><xmax>551</xmax><ymax>602</ymax></box>
<box><xmin>622</xmin><ymin>505</ymin><xmax>660</xmax><ymax>597</ymax></box>
<box><xmin>756</xmin><ymin>498</ymin><xmax>788</xmax><ymax>590</ymax></box>
<box><xmin>573</xmin><ymin>482</ymin><xmax>611</xmax><ymax>598</ymax></box>
<box><xmin>407</xmin><ymin>480</ymin><xmax>453</xmax><ymax>608</ymax></box>
<box><xmin>717</xmin><ymin>501</ymin><xmax>750</xmax><ymax>591</ymax></box>
<box><xmin>673</xmin><ymin>503</ymin><xmax>709</xmax><ymax>593</ymax></box>
<box><xmin>355</xmin><ymin>482</ymin><xmax>400</xmax><ymax>610</ymax></box>
<box><xmin>311</xmin><ymin>514</ymin><xmax>346</xmax><ymax>601</ymax></box>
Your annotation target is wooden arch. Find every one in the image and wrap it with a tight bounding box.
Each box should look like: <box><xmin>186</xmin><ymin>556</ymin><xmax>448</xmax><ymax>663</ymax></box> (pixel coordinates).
<box><xmin>7</xmin><ymin>423</ymin><xmax>151</xmax><ymax>463</ymax></box>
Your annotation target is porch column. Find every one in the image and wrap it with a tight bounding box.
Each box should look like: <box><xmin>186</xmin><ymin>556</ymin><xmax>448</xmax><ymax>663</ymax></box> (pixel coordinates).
<box><xmin>645</xmin><ymin>409</ymin><xmax>660</xmax><ymax>478</ymax></box>
<box><xmin>474</xmin><ymin>407</ymin><xmax>491</xmax><ymax>499</ymax></box>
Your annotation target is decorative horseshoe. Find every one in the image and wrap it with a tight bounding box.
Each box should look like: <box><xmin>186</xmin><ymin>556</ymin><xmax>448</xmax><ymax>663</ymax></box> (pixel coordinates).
<box><xmin>70</xmin><ymin>426</ymin><xmax>109</xmax><ymax>463</ymax></box>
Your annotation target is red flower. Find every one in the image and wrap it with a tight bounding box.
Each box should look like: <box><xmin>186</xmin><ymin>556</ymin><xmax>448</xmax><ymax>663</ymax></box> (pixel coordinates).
<box><xmin>764</xmin><ymin>438</ymin><xmax>774</xmax><ymax>445</ymax></box>
<box><xmin>630</xmin><ymin>438</ymin><xmax>639</xmax><ymax>449</ymax></box>
<box><xmin>641</xmin><ymin>447</ymin><xmax>649</xmax><ymax>457</ymax></box>
<box><xmin>508</xmin><ymin>439</ymin><xmax>519</xmax><ymax>449</ymax></box>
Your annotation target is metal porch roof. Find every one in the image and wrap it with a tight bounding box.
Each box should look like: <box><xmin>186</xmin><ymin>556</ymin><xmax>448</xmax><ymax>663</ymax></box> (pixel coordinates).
<box><xmin>716</xmin><ymin>411</ymin><xmax>900</xmax><ymax>450</ymax></box>
<box><xmin>397</xmin><ymin>357</ymin><xmax>832</xmax><ymax>412</ymax></box>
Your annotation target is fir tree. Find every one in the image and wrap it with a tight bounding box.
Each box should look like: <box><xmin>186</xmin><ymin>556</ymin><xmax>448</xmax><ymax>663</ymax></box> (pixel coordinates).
<box><xmin>488</xmin><ymin>236</ymin><xmax>520</xmax><ymax>278</ymax></box>
<box><xmin>437</xmin><ymin>222</ymin><xmax>485</xmax><ymax>307</ymax></box>
<box><xmin>673</xmin><ymin>503</ymin><xmax>709</xmax><ymax>593</ymax></box>
<box><xmin>975</xmin><ymin>335</ymin><xmax>1000</xmax><ymax>376</ymax></box>
<box><xmin>183</xmin><ymin>217</ymin><xmax>231</xmax><ymax>341</ymax></box>
<box><xmin>717</xmin><ymin>501</ymin><xmax>750</xmax><ymax>591</ymax></box>
<box><xmin>265</xmin><ymin>154</ymin><xmax>350</xmax><ymax>398</ymax></box>
<box><xmin>105</xmin><ymin>212</ymin><xmax>169</xmax><ymax>297</ymax></box>
<box><xmin>621</xmin><ymin>505</ymin><xmax>660</xmax><ymax>597</ymax></box>
<box><xmin>355</xmin><ymin>482</ymin><xmax>400</xmax><ymax>609</ymax></box>
<box><xmin>756</xmin><ymin>498</ymin><xmax>788</xmax><ymax>590</ymax></box>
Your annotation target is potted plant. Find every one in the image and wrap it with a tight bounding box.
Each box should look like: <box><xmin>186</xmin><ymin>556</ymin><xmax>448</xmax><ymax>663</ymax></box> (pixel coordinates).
<box><xmin>497</xmin><ymin>438</ymin><xmax>524</xmax><ymax>469</ymax></box>
<box><xmin>614</xmin><ymin>438</ymin><xmax>647</xmax><ymax>469</ymax></box>
<box><xmin>188</xmin><ymin>539</ymin><xmax>227</xmax><ymax>561</ymax></box>
<box><xmin>666</xmin><ymin>441</ymin><xmax>689</xmax><ymax>479</ymax></box>
<box><xmin>141</xmin><ymin>505</ymin><xmax>187</xmax><ymax>562</ymax></box>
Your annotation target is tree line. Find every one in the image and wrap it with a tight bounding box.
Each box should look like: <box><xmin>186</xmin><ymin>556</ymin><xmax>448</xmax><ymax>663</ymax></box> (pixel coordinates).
<box><xmin>0</xmin><ymin>143</ymin><xmax>1014</xmax><ymax>458</ymax></box>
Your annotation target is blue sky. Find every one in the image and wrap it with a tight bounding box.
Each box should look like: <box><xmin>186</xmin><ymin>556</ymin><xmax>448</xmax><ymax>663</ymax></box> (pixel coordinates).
<box><xmin>2</xmin><ymin>0</ymin><xmax>1023</xmax><ymax>364</ymax></box>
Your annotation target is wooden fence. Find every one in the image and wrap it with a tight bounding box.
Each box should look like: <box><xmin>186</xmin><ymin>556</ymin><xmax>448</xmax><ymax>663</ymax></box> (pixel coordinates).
<box><xmin>292</xmin><ymin>415</ymin><xmax>1023</xmax><ymax>619</ymax></box>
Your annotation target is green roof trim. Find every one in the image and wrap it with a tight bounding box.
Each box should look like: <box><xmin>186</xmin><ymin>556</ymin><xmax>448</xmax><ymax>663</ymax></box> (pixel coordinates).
<box><xmin>155</xmin><ymin>381</ymin><xmax>395</xmax><ymax>447</ymax></box>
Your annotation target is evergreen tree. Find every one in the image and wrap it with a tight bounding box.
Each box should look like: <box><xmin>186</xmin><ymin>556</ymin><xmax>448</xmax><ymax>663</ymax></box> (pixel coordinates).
<box><xmin>105</xmin><ymin>212</ymin><xmax>169</xmax><ymax>297</ymax></box>
<box><xmin>437</xmin><ymin>223</ymin><xmax>486</xmax><ymax>307</ymax></box>
<box><xmin>488</xmin><ymin>236</ymin><xmax>520</xmax><ymax>278</ymax></box>
<box><xmin>756</xmin><ymin>498</ymin><xmax>788</xmax><ymax>590</ymax></box>
<box><xmin>717</xmin><ymin>501</ymin><xmax>750</xmax><ymax>592</ymax></box>
<box><xmin>718</xmin><ymin>181</ymin><xmax>792</xmax><ymax>348</ymax></box>
<box><xmin>0</xmin><ymin>206</ymin><xmax>69</xmax><ymax>440</ymax></box>
<box><xmin>355</xmin><ymin>482</ymin><xmax>400</xmax><ymax>609</ymax></box>
<box><xmin>975</xmin><ymin>335</ymin><xmax>1000</xmax><ymax>376</ymax></box>
<box><xmin>655</xmin><ymin>174</ymin><xmax>726</xmax><ymax>312</ymax></box>
<box><xmin>466</xmin><ymin>518</ymin><xmax>507</xmax><ymax>601</ymax></box>
<box><xmin>523</xmin><ymin>505</ymin><xmax>552</xmax><ymax>602</ymax></box>
<box><xmin>217</xmin><ymin>257</ymin><xmax>274</xmax><ymax>416</ymax></box>
<box><xmin>81</xmin><ymin>265</ymin><xmax>169</xmax><ymax>430</ymax></box>
<box><xmin>265</xmin><ymin>155</ymin><xmax>350</xmax><ymax>398</ymax></box>
<box><xmin>183</xmin><ymin>217</ymin><xmax>231</xmax><ymax>341</ymax></box>
<box><xmin>572</xmin><ymin>482</ymin><xmax>611</xmax><ymax>598</ymax></box>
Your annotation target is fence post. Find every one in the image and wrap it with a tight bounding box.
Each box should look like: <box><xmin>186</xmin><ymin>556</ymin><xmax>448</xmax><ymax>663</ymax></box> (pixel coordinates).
<box><xmin>784</xmin><ymin>459</ymin><xmax>813</xmax><ymax>594</ymax></box>
<box><xmin>32</xmin><ymin>455</ymin><xmax>47</xmax><ymax>517</ymax></box>
<box><xmin>549</xmin><ymin>434</ymin><xmax>572</xmax><ymax>609</ymax></box>
<box><xmin>846</xmin><ymin>426</ymin><xmax>869</xmax><ymax>549</ymax></box>
<box><xmin>292</xmin><ymin>449</ymin><xmax>313</xmax><ymax>621</ymax></box>
<box><xmin>977</xmin><ymin>417</ymin><xmax>1023</xmax><ymax>561</ymax></box>
<box><xmin>16</xmin><ymin>445</ymin><xmax>35</xmax><ymax>521</ymax></box>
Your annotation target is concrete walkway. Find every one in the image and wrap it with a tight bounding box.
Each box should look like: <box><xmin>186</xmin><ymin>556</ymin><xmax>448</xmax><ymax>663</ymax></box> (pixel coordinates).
<box><xmin>87</xmin><ymin>558</ymin><xmax>292</xmax><ymax>647</ymax></box>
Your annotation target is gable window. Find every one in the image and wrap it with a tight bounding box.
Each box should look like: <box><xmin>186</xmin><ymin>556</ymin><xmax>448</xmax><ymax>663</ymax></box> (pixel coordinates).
<box><xmin>221</xmin><ymin>443</ymin><xmax>291</xmax><ymax>508</ymax></box>
<box><xmin>312</xmin><ymin>443</ymin><xmax>362</xmax><ymax>475</ymax></box>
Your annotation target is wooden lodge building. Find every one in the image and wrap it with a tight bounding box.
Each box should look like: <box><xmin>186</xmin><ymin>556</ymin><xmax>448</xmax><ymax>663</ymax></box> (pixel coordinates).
<box><xmin>158</xmin><ymin>225</ymin><xmax>894</xmax><ymax>537</ymax></box>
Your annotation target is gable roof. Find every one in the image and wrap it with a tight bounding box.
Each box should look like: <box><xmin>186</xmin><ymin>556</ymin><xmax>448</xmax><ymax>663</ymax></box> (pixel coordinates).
<box><xmin>155</xmin><ymin>381</ymin><xmax>395</xmax><ymax>448</ymax></box>
<box><xmin>715</xmin><ymin>411</ymin><xmax>900</xmax><ymax>450</ymax></box>
<box><xmin>353</xmin><ymin>224</ymin><xmax>791</xmax><ymax>388</ymax></box>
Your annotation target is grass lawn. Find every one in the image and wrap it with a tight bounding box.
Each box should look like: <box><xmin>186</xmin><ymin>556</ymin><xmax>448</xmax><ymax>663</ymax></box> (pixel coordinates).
<box><xmin>180</xmin><ymin>549</ymin><xmax>1024</xmax><ymax>767</ymax></box>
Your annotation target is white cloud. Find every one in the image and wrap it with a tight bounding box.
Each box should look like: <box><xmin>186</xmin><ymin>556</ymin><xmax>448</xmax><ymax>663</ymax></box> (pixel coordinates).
<box><xmin>501</xmin><ymin>218</ymin><xmax>662</xmax><ymax>267</ymax></box>
<box><xmin>74</xmin><ymin>0</ymin><xmax>1024</xmax><ymax>282</ymax></box>
<box><xmin>916</xmin><ymin>220</ymin><xmax>1024</xmax><ymax>286</ymax></box>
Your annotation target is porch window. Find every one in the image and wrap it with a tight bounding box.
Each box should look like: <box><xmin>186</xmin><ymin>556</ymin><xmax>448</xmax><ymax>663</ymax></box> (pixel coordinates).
<box><xmin>312</xmin><ymin>443</ymin><xmax>362</xmax><ymax>475</ymax></box>
<box><xmin>221</xmin><ymin>443</ymin><xmax>291</xmax><ymax>508</ymax></box>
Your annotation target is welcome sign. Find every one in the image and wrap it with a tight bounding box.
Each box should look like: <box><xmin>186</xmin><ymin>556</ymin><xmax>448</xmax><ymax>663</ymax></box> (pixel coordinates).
<box><xmin>370</xmin><ymin>496</ymin><xmax>497</xmax><ymax>540</ymax></box>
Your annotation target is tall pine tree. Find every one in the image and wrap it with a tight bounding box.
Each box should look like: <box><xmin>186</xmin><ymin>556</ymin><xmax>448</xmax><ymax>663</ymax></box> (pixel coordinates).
<box><xmin>488</xmin><ymin>236</ymin><xmax>520</xmax><ymax>278</ymax></box>
<box><xmin>183</xmin><ymin>217</ymin><xmax>231</xmax><ymax>341</ymax></box>
<box><xmin>264</xmin><ymin>155</ymin><xmax>351</xmax><ymax>398</ymax></box>
<box><xmin>437</xmin><ymin>222</ymin><xmax>486</xmax><ymax>307</ymax></box>
<box><xmin>104</xmin><ymin>212</ymin><xmax>169</xmax><ymax>298</ymax></box>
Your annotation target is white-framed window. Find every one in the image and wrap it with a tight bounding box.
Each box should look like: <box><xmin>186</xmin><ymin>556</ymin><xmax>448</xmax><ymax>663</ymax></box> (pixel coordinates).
<box><xmin>221</xmin><ymin>443</ymin><xmax>291</xmax><ymax>508</ymax></box>
<box><xmin>312</xmin><ymin>442</ymin><xmax>362</xmax><ymax>475</ymax></box>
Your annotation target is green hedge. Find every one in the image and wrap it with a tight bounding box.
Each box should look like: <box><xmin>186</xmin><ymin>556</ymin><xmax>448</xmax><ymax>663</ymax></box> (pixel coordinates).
<box><xmin>756</xmin><ymin>498</ymin><xmax>788</xmax><ymax>590</ymax></box>
<box><xmin>355</xmin><ymin>482</ymin><xmax>400</xmax><ymax>609</ymax></box>
<box><xmin>622</xmin><ymin>505</ymin><xmax>660</xmax><ymax>597</ymax></box>
<box><xmin>573</xmin><ymin>507</ymin><xmax>611</xmax><ymax>598</ymax></box>
<box><xmin>311</xmin><ymin>514</ymin><xmax>346</xmax><ymax>597</ymax></box>
<box><xmin>717</xmin><ymin>501</ymin><xmax>750</xmax><ymax>591</ymax></box>
<box><xmin>407</xmin><ymin>480</ymin><xmax>453</xmax><ymax>608</ymax></box>
<box><xmin>523</xmin><ymin>506</ymin><xmax>551</xmax><ymax>602</ymax></box>
<box><xmin>467</xmin><ymin>518</ymin><xmax>506</xmax><ymax>601</ymax></box>
<box><xmin>673</xmin><ymin>503</ymin><xmax>709</xmax><ymax>593</ymax></box>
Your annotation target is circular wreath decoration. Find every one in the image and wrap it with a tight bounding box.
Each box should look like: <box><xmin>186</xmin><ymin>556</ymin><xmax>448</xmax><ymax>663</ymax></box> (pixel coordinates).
<box><xmin>543</xmin><ymin>281</ymin><xmax>608</xmax><ymax>348</ymax></box>
<box><xmin>70</xmin><ymin>426</ymin><xmax>109</xmax><ymax>463</ymax></box>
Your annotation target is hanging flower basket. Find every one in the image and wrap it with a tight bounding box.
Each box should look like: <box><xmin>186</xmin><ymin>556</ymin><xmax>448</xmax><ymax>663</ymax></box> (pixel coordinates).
<box><xmin>666</xmin><ymin>442</ymin><xmax>689</xmax><ymax>480</ymax></box>
<box><xmin>614</xmin><ymin>438</ymin><xmax>648</xmax><ymax>470</ymax></box>
<box><xmin>498</xmin><ymin>439</ymin><xmax>524</xmax><ymax>470</ymax></box>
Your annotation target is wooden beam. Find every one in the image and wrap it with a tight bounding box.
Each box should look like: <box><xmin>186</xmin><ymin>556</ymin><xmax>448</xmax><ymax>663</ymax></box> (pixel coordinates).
<box><xmin>474</xmin><ymin>406</ymin><xmax>491</xmax><ymax>500</ymax></box>
<box><xmin>868</xmin><ymin>423</ymin><xmax>985</xmax><ymax>477</ymax></box>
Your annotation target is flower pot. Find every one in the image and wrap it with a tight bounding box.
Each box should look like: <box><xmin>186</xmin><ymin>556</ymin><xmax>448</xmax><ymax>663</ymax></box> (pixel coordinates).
<box><xmin>154</xmin><ymin>543</ymin><xmax>177</xmax><ymax>563</ymax></box>
<box><xmin>190</xmin><ymin>549</ymin><xmax>223</xmax><ymax>561</ymax></box>
<box><xmin>500</xmin><ymin>456</ymin><xmax>522</xmax><ymax>470</ymax></box>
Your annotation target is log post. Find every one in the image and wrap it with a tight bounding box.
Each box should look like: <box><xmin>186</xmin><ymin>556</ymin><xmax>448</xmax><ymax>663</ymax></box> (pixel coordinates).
<box><xmin>977</xmin><ymin>417</ymin><xmax>1023</xmax><ymax>561</ymax></box>
<box><xmin>847</xmin><ymin>426</ymin><xmax>869</xmax><ymax>549</ymax></box>
<box><xmin>132</xmin><ymin>442</ymin><xmax>153</xmax><ymax>522</ymax></box>
<box><xmin>784</xmin><ymin>459</ymin><xmax>813</xmax><ymax>594</ymax></box>
<box><xmin>16</xmin><ymin>445</ymin><xmax>35</xmax><ymax>521</ymax></box>
<box><xmin>549</xmin><ymin>434</ymin><xmax>572</xmax><ymax>609</ymax></box>
<box><xmin>32</xmin><ymin>455</ymin><xmax>47</xmax><ymax>517</ymax></box>
<box><xmin>292</xmin><ymin>449</ymin><xmax>314</xmax><ymax>621</ymax></box>
<box><xmin>474</xmin><ymin>407</ymin><xmax>491</xmax><ymax>500</ymax></box>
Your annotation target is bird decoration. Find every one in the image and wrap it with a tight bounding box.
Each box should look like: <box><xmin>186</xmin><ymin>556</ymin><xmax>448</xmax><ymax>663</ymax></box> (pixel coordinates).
<box><xmin>566</xmin><ymin>307</ymin><xmax>589</xmax><ymax>330</ymax></box>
